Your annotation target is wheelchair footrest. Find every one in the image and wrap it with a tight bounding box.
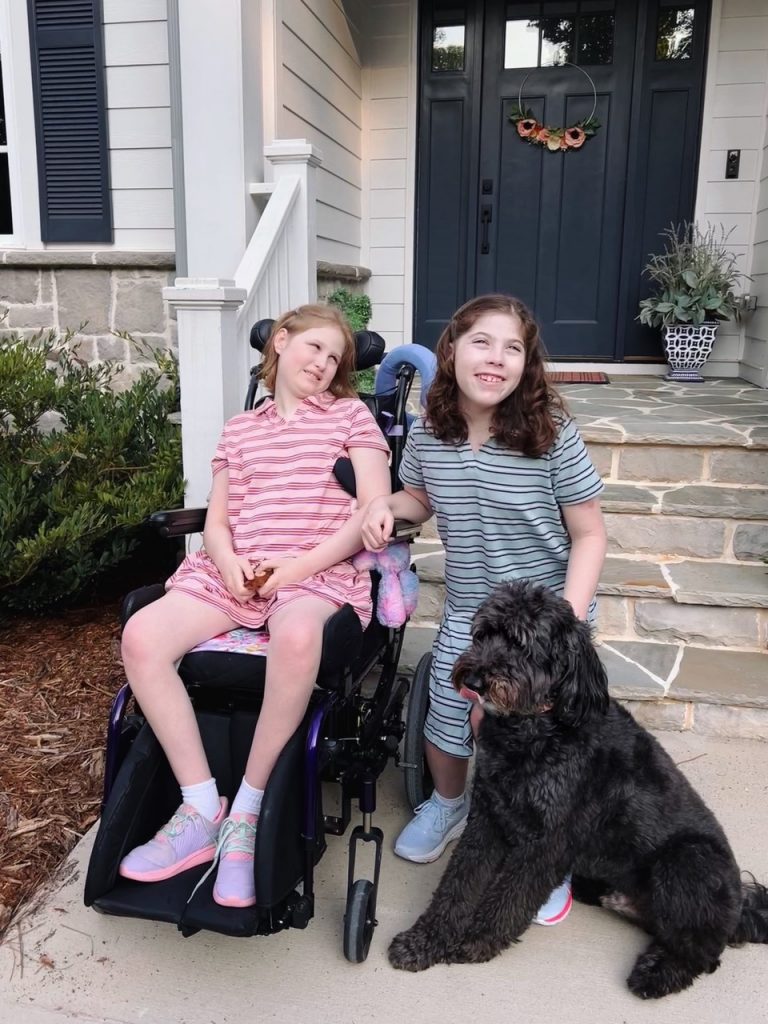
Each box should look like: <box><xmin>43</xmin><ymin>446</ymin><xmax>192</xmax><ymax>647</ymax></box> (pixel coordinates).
<box><xmin>93</xmin><ymin>870</ymin><xmax>308</xmax><ymax>939</ymax></box>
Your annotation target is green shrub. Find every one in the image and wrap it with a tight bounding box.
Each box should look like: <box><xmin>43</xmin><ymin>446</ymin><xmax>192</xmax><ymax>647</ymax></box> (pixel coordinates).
<box><xmin>0</xmin><ymin>333</ymin><xmax>184</xmax><ymax>614</ymax></box>
<box><xmin>326</xmin><ymin>288</ymin><xmax>376</xmax><ymax>393</ymax></box>
<box><xmin>327</xmin><ymin>287</ymin><xmax>372</xmax><ymax>332</ymax></box>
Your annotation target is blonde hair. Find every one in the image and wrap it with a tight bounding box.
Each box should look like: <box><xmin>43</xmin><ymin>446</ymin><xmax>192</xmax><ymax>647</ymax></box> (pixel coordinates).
<box><xmin>259</xmin><ymin>304</ymin><xmax>357</xmax><ymax>399</ymax></box>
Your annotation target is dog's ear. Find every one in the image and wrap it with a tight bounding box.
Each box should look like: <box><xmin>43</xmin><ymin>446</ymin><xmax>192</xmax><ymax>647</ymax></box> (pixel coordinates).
<box><xmin>552</xmin><ymin>620</ymin><xmax>609</xmax><ymax>726</ymax></box>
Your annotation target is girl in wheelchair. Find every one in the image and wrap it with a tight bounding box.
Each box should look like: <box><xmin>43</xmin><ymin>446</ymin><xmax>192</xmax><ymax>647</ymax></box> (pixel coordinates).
<box><xmin>118</xmin><ymin>304</ymin><xmax>391</xmax><ymax>908</ymax></box>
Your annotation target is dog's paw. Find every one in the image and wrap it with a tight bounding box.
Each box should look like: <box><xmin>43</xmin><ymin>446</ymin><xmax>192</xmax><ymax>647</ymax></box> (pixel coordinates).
<box><xmin>628</xmin><ymin>946</ymin><xmax>706</xmax><ymax>1000</ymax></box>
<box><xmin>388</xmin><ymin>929</ymin><xmax>437</xmax><ymax>972</ymax></box>
<box><xmin>445</xmin><ymin>938</ymin><xmax>502</xmax><ymax>964</ymax></box>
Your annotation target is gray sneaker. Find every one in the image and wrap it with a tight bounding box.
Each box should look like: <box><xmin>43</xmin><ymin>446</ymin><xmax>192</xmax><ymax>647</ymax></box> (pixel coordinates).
<box><xmin>394</xmin><ymin>792</ymin><xmax>469</xmax><ymax>863</ymax></box>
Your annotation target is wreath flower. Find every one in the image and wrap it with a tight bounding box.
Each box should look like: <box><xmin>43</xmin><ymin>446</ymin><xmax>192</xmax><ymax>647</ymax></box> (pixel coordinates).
<box><xmin>565</xmin><ymin>126</ymin><xmax>587</xmax><ymax>148</ymax></box>
<box><xmin>516</xmin><ymin>118</ymin><xmax>538</xmax><ymax>138</ymax></box>
<box><xmin>508</xmin><ymin>62</ymin><xmax>601</xmax><ymax>153</ymax></box>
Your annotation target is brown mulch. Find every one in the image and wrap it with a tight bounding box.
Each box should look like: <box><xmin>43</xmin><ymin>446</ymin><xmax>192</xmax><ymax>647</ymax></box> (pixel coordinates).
<box><xmin>0</xmin><ymin>602</ymin><xmax>124</xmax><ymax>937</ymax></box>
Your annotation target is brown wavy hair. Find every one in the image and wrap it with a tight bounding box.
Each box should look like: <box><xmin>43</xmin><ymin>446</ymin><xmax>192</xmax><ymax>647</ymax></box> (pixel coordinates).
<box><xmin>425</xmin><ymin>294</ymin><xmax>566</xmax><ymax>457</ymax></box>
<box><xmin>260</xmin><ymin>304</ymin><xmax>357</xmax><ymax>399</ymax></box>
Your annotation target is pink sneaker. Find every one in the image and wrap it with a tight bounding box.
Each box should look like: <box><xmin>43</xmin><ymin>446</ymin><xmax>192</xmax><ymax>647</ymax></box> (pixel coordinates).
<box><xmin>212</xmin><ymin>813</ymin><xmax>259</xmax><ymax>908</ymax></box>
<box><xmin>119</xmin><ymin>798</ymin><xmax>228</xmax><ymax>882</ymax></box>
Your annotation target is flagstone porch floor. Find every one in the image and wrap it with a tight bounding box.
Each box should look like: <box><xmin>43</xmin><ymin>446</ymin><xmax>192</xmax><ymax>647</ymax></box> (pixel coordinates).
<box><xmin>560</xmin><ymin>376</ymin><xmax>768</xmax><ymax>447</ymax></box>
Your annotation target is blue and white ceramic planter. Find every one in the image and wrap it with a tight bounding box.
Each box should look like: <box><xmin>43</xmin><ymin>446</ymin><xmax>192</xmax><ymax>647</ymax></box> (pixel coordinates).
<box><xmin>662</xmin><ymin>321</ymin><xmax>719</xmax><ymax>383</ymax></box>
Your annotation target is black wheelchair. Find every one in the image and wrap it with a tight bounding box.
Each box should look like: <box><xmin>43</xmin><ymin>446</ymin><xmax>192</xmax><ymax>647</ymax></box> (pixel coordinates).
<box><xmin>84</xmin><ymin>319</ymin><xmax>433</xmax><ymax>962</ymax></box>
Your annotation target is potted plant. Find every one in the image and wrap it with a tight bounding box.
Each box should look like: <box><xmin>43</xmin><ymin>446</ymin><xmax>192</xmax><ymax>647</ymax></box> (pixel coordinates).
<box><xmin>638</xmin><ymin>222</ymin><xmax>745</xmax><ymax>382</ymax></box>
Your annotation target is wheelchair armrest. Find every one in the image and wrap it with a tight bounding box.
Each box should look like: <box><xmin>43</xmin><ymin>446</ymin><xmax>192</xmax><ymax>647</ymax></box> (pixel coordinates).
<box><xmin>149</xmin><ymin>507</ymin><xmax>207</xmax><ymax>537</ymax></box>
<box><xmin>392</xmin><ymin>519</ymin><xmax>422</xmax><ymax>541</ymax></box>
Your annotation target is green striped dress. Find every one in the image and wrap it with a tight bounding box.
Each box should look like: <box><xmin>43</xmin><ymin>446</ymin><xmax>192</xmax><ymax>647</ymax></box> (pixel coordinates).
<box><xmin>400</xmin><ymin>415</ymin><xmax>604</xmax><ymax>758</ymax></box>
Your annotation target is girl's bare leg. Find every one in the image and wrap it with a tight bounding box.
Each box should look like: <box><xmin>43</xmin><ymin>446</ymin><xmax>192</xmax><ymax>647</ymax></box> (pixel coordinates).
<box><xmin>121</xmin><ymin>591</ymin><xmax>238</xmax><ymax>786</ymax></box>
<box><xmin>242</xmin><ymin>596</ymin><xmax>337</xmax><ymax>790</ymax></box>
<box><xmin>424</xmin><ymin>706</ymin><xmax>482</xmax><ymax>798</ymax></box>
<box><xmin>425</xmin><ymin>740</ymin><xmax>469</xmax><ymax>799</ymax></box>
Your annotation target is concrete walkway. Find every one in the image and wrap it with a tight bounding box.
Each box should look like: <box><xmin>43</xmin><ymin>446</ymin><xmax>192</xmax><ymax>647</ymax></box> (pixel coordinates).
<box><xmin>1</xmin><ymin>730</ymin><xmax>766</xmax><ymax>1024</ymax></box>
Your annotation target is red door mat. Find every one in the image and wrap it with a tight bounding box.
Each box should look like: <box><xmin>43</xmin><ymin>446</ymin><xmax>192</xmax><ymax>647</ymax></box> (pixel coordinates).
<box><xmin>548</xmin><ymin>371</ymin><xmax>610</xmax><ymax>384</ymax></box>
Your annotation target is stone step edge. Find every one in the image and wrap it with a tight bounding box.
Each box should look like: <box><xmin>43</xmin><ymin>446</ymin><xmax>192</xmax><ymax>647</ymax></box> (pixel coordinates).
<box><xmin>415</xmin><ymin>576</ymin><xmax>768</xmax><ymax>609</ymax></box>
<box><xmin>600</xmin><ymin>490</ymin><xmax>768</xmax><ymax>518</ymax></box>
<box><xmin>620</xmin><ymin>696</ymin><xmax>767</xmax><ymax>742</ymax></box>
<box><xmin>580</xmin><ymin>427</ymin><xmax>768</xmax><ymax>451</ymax></box>
<box><xmin>412</xmin><ymin>554</ymin><xmax>768</xmax><ymax>609</ymax></box>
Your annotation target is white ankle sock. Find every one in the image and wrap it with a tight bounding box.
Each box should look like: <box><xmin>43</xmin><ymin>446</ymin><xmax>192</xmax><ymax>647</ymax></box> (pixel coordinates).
<box><xmin>231</xmin><ymin>779</ymin><xmax>264</xmax><ymax>817</ymax></box>
<box><xmin>433</xmin><ymin>790</ymin><xmax>466</xmax><ymax>810</ymax></box>
<box><xmin>180</xmin><ymin>778</ymin><xmax>220</xmax><ymax>821</ymax></box>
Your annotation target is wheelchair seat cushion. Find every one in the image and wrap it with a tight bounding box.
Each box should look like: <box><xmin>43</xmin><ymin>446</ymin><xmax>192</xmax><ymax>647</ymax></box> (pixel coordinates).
<box><xmin>180</xmin><ymin>602</ymin><xmax>365</xmax><ymax>693</ymax></box>
<box><xmin>190</xmin><ymin>628</ymin><xmax>270</xmax><ymax>657</ymax></box>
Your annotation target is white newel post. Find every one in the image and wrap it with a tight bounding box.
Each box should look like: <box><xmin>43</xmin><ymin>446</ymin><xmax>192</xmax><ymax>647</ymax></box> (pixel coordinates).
<box><xmin>164</xmin><ymin>279</ymin><xmax>247</xmax><ymax>509</ymax></box>
<box><xmin>264</xmin><ymin>141</ymin><xmax>323</xmax><ymax>306</ymax></box>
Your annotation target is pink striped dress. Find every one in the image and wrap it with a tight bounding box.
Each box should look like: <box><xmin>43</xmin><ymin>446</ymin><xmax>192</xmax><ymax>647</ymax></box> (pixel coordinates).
<box><xmin>166</xmin><ymin>392</ymin><xmax>390</xmax><ymax>629</ymax></box>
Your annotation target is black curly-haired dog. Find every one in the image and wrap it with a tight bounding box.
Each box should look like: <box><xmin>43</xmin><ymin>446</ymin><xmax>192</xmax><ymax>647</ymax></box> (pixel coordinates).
<box><xmin>389</xmin><ymin>581</ymin><xmax>768</xmax><ymax>998</ymax></box>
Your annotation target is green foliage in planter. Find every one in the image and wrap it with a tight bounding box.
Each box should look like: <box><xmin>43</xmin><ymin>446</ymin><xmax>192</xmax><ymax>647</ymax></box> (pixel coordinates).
<box><xmin>638</xmin><ymin>222</ymin><xmax>746</xmax><ymax>329</ymax></box>
<box><xmin>0</xmin><ymin>332</ymin><xmax>184</xmax><ymax>614</ymax></box>
<box><xmin>326</xmin><ymin>287</ymin><xmax>376</xmax><ymax>393</ymax></box>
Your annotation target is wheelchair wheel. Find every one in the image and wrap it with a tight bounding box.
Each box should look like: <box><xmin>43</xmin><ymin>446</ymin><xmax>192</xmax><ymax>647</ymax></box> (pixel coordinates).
<box><xmin>343</xmin><ymin>879</ymin><xmax>376</xmax><ymax>963</ymax></box>
<box><xmin>402</xmin><ymin>653</ymin><xmax>434</xmax><ymax>811</ymax></box>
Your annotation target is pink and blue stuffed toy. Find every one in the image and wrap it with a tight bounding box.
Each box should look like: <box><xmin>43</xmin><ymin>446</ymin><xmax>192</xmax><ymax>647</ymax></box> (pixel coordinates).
<box><xmin>353</xmin><ymin>542</ymin><xmax>419</xmax><ymax>628</ymax></box>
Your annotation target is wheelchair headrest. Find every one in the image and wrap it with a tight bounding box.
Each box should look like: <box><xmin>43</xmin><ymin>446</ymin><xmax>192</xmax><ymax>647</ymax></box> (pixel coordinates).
<box><xmin>250</xmin><ymin>319</ymin><xmax>275</xmax><ymax>352</ymax></box>
<box><xmin>250</xmin><ymin>318</ymin><xmax>387</xmax><ymax>371</ymax></box>
<box><xmin>375</xmin><ymin>344</ymin><xmax>437</xmax><ymax>406</ymax></box>
<box><xmin>354</xmin><ymin>329</ymin><xmax>385</xmax><ymax>370</ymax></box>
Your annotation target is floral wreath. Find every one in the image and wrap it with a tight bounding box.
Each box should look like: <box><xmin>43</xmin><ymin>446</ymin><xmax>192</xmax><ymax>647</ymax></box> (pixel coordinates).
<box><xmin>508</xmin><ymin>62</ymin><xmax>600</xmax><ymax>152</ymax></box>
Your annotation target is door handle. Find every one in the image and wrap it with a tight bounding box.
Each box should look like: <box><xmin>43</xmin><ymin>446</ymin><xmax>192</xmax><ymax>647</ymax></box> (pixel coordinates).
<box><xmin>480</xmin><ymin>204</ymin><xmax>492</xmax><ymax>254</ymax></box>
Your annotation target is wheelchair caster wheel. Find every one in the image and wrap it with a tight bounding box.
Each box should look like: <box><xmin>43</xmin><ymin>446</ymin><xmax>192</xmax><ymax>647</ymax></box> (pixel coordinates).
<box><xmin>291</xmin><ymin>895</ymin><xmax>313</xmax><ymax>929</ymax></box>
<box><xmin>343</xmin><ymin>879</ymin><xmax>376</xmax><ymax>963</ymax></box>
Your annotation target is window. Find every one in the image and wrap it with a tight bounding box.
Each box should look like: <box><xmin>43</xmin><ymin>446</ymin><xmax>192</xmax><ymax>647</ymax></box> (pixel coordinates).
<box><xmin>432</xmin><ymin>23</ymin><xmax>466</xmax><ymax>72</ymax></box>
<box><xmin>504</xmin><ymin>2</ymin><xmax>615</xmax><ymax>68</ymax></box>
<box><xmin>656</xmin><ymin>5</ymin><xmax>694</xmax><ymax>61</ymax></box>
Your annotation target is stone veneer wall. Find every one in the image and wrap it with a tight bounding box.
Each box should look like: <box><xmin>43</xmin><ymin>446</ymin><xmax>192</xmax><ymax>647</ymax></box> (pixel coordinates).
<box><xmin>316</xmin><ymin>260</ymin><xmax>371</xmax><ymax>301</ymax></box>
<box><xmin>0</xmin><ymin>252</ymin><xmax>176</xmax><ymax>386</ymax></box>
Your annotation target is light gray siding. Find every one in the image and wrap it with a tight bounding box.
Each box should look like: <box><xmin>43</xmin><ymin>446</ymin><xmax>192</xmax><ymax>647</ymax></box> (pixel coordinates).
<box><xmin>697</xmin><ymin>0</ymin><xmax>768</xmax><ymax>380</ymax></box>
<box><xmin>278</xmin><ymin>0</ymin><xmax>363</xmax><ymax>265</ymax></box>
<box><xmin>103</xmin><ymin>0</ymin><xmax>174</xmax><ymax>250</ymax></box>
<box><xmin>744</xmin><ymin>115</ymin><xmax>768</xmax><ymax>387</ymax></box>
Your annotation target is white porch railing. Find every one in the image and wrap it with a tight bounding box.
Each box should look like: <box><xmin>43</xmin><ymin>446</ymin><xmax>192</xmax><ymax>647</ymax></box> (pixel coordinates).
<box><xmin>164</xmin><ymin>141</ymin><xmax>322</xmax><ymax>508</ymax></box>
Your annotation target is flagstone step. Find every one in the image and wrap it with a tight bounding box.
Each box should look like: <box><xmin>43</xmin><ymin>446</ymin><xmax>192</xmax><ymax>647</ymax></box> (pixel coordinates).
<box><xmin>411</xmin><ymin>546</ymin><xmax>768</xmax><ymax>605</ymax></box>
<box><xmin>410</xmin><ymin>548</ymin><xmax>768</xmax><ymax>650</ymax></box>
<box><xmin>586</xmin><ymin>442</ymin><xmax>768</xmax><ymax>488</ymax></box>
<box><xmin>601</xmin><ymin>482</ymin><xmax>768</xmax><ymax>519</ymax></box>
<box><xmin>399</xmin><ymin>624</ymin><xmax>768</xmax><ymax>741</ymax></box>
<box><xmin>604</xmin><ymin>512</ymin><xmax>767</xmax><ymax>561</ymax></box>
<box><xmin>414</xmin><ymin>494</ymin><xmax>768</xmax><ymax>560</ymax></box>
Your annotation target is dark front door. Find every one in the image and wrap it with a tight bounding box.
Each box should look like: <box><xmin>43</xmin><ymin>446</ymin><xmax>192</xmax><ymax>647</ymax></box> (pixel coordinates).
<box><xmin>415</xmin><ymin>1</ymin><xmax>711</xmax><ymax>359</ymax></box>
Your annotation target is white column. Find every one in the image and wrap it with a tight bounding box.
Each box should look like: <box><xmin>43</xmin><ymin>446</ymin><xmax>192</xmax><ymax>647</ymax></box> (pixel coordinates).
<box><xmin>164</xmin><ymin>279</ymin><xmax>247</xmax><ymax>507</ymax></box>
<box><xmin>176</xmin><ymin>1</ymin><xmax>262</xmax><ymax>277</ymax></box>
<box><xmin>264</xmin><ymin>141</ymin><xmax>323</xmax><ymax>305</ymax></box>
